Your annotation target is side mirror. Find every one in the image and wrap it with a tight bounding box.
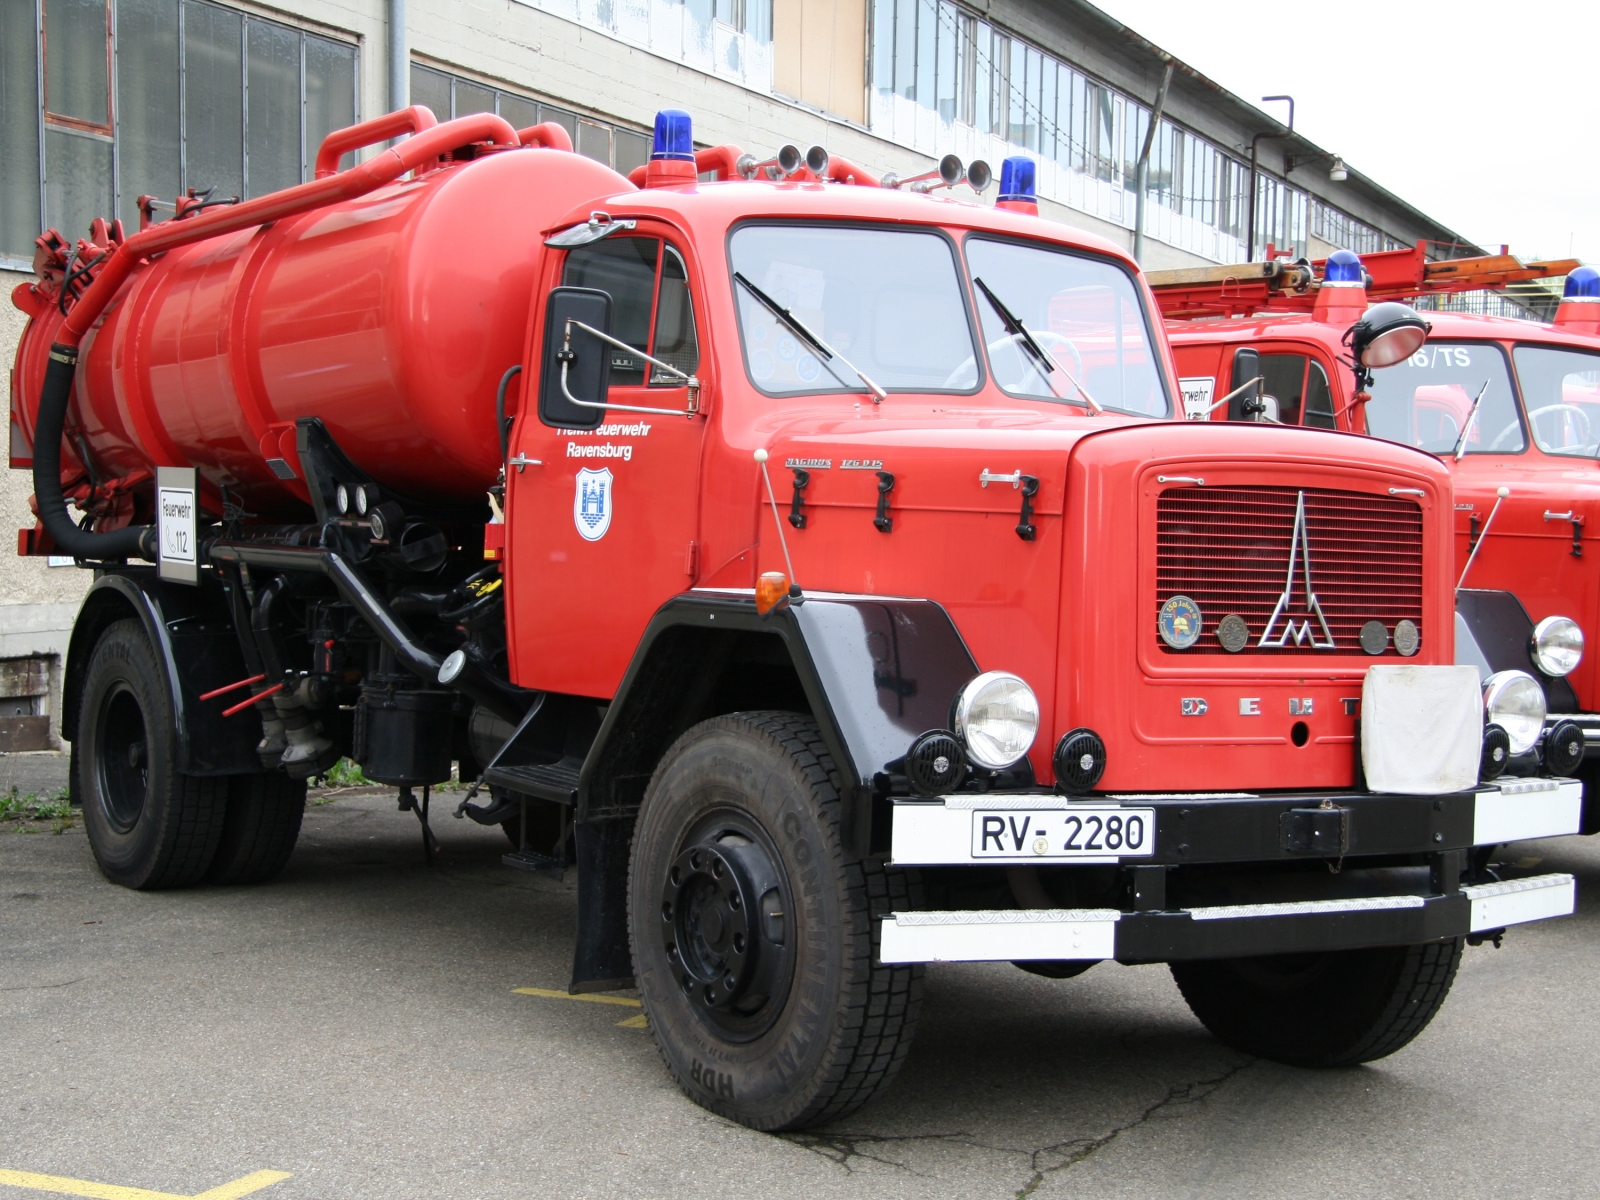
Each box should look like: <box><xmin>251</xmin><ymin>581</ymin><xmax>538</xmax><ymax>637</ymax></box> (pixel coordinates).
<box><xmin>1229</xmin><ymin>348</ymin><xmax>1264</xmax><ymax>421</ymax></box>
<box><xmin>539</xmin><ymin>287</ymin><xmax>612</xmax><ymax>429</ymax></box>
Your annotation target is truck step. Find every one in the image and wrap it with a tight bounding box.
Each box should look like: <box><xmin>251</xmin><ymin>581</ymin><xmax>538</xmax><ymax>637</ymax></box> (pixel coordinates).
<box><xmin>484</xmin><ymin>760</ymin><xmax>581</xmax><ymax>805</ymax></box>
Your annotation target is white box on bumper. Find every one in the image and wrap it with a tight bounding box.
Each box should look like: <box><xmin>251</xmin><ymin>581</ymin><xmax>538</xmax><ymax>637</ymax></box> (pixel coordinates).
<box><xmin>1362</xmin><ymin>664</ymin><xmax>1482</xmax><ymax>794</ymax></box>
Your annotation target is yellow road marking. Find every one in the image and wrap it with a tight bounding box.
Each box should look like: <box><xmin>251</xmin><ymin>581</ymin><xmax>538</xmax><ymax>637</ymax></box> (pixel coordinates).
<box><xmin>0</xmin><ymin>1169</ymin><xmax>290</xmax><ymax>1200</ymax></box>
<box><xmin>512</xmin><ymin>987</ymin><xmax>649</xmax><ymax>1029</ymax></box>
<box><xmin>512</xmin><ymin>987</ymin><xmax>641</xmax><ymax>1007</ymax></box>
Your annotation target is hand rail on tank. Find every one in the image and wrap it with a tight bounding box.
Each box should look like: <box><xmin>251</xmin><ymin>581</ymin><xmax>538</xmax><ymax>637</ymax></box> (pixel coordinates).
<box><xmin>517</xmin><ymin>123</ymin><xmax>574</xmax><ymax>152</ymax></box>
<box><xmin>313</xmin><ymin>104</ymin><xmax>439</xmax><ymax>179</ymax></box>
<box><xmin>36</xmin><ymin>111</ymin><xmax>519</xmax><ymax>562</ymax></box>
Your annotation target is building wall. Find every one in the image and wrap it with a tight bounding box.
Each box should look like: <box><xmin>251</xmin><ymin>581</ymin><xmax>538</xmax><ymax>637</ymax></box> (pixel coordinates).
<box><xmin>2</xmin><ymin>266</ymin><xmax>87</xmax><ymax>750</ymax></box>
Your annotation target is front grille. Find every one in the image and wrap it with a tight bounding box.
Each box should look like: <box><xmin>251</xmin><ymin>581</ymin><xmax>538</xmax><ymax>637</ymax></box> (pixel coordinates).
<box><xmin>1155</xmin><ymin>486</ymin><xmax>1424</xmax><ymax>655</ymax></box>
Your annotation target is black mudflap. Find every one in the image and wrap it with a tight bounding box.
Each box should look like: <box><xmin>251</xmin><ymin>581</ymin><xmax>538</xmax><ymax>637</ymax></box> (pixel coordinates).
<box><xmin>569</xmin><ymin>815</ymin><xmax>637</xmax><ymax>993</ymax></box>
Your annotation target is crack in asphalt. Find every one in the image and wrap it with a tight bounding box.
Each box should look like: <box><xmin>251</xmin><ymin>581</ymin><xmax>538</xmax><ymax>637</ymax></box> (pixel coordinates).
<box><xmin>1011</xmin><ymin>1058</ymin><xmax>1254</xmax><ymax>1198</ymax></box>
<box><xmin>780</xmin><ymin>1129</ymin><xmax>977</xmax><ymax>1176</ymax></box>
<box><xmin>778</xmin><ymin>1058</ymin><xmax>1253</xmax><ymax>1192</ymax></box>
<box><xmin>0</xmin><ymin>978</ymin><xmax>84</xmax><ymax>991</ymax></box>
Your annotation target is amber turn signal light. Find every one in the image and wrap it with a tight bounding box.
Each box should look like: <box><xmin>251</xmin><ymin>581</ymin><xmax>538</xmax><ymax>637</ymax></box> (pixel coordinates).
<box><xmin>756</xmin><ymin>571</ymin><xmax>790</xmax><ymax>614</ymax></box>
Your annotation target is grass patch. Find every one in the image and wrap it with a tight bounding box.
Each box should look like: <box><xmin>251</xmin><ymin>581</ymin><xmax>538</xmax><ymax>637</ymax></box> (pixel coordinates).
<box><xmin>2</xmin><ymin>785</ymin><xmax>75</xmax><ymax>832</ymax></box>
<box><xmin>311</xmin><ymin>757</ymin><xmax>373</xmax><ymax>789</ymax></box>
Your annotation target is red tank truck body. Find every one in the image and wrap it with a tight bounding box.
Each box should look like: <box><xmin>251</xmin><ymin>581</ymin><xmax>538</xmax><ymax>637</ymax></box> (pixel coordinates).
<box><xmin>9</xmin><ymin>120</ymin><xmax>1580</xmax><ymax>1130</ymax></box>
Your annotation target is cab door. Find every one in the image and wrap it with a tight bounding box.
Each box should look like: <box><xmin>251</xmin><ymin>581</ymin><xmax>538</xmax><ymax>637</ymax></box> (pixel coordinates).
<box><xmin>504</xmin><ymin>231</ymin><xmax>708</xmax><ymax>698</ymax></box>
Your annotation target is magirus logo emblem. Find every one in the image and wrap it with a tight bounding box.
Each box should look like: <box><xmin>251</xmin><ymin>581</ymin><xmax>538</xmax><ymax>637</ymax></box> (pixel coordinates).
<box><xmin>1259</xmin><ymin>491</ymin><xmax>1336</xmax><ymax>649</ymax></box>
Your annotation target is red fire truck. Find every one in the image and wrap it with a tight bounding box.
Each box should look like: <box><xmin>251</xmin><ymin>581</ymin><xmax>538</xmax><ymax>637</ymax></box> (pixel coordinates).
<box><xmin>8</xmin><ymin>114</ymin><xmax>1581</xmax><ymax>1129</ymax></box>
<box><xmin>1157</xmin><ymin>248</ymin><xmax>1600</xmax><ymax>836</ymax></box>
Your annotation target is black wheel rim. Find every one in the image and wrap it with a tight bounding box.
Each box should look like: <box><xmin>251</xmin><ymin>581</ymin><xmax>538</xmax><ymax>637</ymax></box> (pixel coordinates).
<box><xmin>97</xmin><ymin>683</ymin><xmax>150</xmax><ymax>834</ymax></box>
<box><xmin>660</xmin><ymin>805</ymin><xmax>796</xmax><ymax>1043</ymax></box>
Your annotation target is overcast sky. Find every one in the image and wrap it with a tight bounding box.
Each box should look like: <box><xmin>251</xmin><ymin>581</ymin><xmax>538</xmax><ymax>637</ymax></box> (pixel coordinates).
<box><xmin>1092</xmin><ymin>0</ymin><xmax>1598</xmax><ymax>264</ymax></box>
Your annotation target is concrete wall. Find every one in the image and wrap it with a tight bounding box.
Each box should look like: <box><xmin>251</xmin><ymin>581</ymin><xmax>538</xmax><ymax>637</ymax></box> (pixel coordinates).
<box><xmin>2</xmin><ymin>266</ymin><xmax>88</xmax><ymax>749</ymax></box>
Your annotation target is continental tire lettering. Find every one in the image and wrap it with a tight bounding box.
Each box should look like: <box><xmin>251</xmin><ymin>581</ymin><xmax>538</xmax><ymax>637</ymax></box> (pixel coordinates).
<box><xmin>770</xmin><ymin>1041</ymin><xmax>800</xmax><ymax>1082</ymax></box>
<box><xmin>689</xmin><ymin>1058</ymin><xmax>736</xmax><ymax>1098</ymax></box>
<box><xmin>797</xmin><ymin>862</ymin><xmax>821</xmax><ymax>898</ymax></box>
<box><xmin>792</xmin><ymin>837</ymin><xmax>811</xmax><ymax>864</ymax></box>
<box><xmin>781</xmin><ymin>812</ymin><xmax>803</xmax><ymax>839</ymax></box>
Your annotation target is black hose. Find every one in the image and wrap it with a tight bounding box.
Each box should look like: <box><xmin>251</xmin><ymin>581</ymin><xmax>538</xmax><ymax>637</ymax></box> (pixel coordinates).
<box><xmin>33</xmin><ymin>346</ymin><xmax>155</xmax><ymax>562</ymax></box>
<box><xmin>495</xmin><ymin>364</ymin><xmax>522</xmax><ymax>461</ymax></box>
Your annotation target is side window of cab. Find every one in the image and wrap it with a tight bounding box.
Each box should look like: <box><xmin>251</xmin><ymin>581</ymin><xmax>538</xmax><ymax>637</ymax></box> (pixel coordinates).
<box><xmin>1231</xmin><ymin>351</ymin><xmax>1336</xmax><ymax>428</ymax></box>
<box><xmin>561</xmin><ymin>236</ymin><xmax>700</xmax><ymax>386</ymax></box>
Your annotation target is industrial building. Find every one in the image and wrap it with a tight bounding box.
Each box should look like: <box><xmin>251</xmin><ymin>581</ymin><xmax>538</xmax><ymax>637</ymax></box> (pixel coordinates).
<box><xmin>0</xmin><ymin>0</ymin><xmax>1499</xmax><ymax>750</ymax></box>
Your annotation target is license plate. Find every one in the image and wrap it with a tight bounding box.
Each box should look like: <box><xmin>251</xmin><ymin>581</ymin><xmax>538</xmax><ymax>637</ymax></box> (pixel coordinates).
<box><xmin>970</xmin><ymin>807</ymin><xmax>1156</xmax><ymax>859</ymax></box>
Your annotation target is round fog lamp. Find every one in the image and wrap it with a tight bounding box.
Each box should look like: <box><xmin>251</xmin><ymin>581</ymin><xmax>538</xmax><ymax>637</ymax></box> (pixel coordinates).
<box><xmin>1483</xmin><ymin>670</ymin><xmax>1547</xmax><ymax>756</ymax></box>
<box><xmin>954</xmin><ymin>671</ymin><xmax>1039</xmax><ymax>770</ymax></box>
<box><xmin>1531</xmin><ymin>615</ymin><xmax>1584</xmax><ymax>677</ymax></box>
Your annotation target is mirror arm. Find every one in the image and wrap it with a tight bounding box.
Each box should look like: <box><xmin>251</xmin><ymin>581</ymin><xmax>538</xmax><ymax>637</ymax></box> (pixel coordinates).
<box><xmin>561</xmin><ymin>319</ymin><xmax>702</xmax><ymax>417</ymax></box>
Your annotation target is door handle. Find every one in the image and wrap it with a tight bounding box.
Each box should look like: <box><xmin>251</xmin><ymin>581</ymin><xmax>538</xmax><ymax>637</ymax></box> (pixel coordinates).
<box><xmin>508</xmin><ymin>455</ymin><xmax>542</xmax><ymax>473</ymax></box>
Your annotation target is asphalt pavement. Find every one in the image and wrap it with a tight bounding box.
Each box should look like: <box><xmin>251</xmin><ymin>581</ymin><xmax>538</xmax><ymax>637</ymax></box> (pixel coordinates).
<box><xmin>2</xmin><ymin>783</ymin><xmax>1596</xmax><ymax>1200</ymax></box>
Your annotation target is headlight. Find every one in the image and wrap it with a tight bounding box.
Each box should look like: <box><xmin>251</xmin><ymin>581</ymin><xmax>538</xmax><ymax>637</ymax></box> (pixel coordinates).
<box><xmin>1483</xmin><ymin>670</ymin><xmax>1546</xmax><ymax>756</ymax></box>
<box><xmin>1531</xmin><ymin>615</ymin><xmax>1584</xmax><ymax>677</ymax></box>
<box><xmin>953</xmin><ymin>671</ymin><xmax>1039</xmax><ymax>770</ymax></box>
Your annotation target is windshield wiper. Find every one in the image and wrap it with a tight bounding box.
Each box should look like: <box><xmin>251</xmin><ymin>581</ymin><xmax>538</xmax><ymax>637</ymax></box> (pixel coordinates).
<box><xmin>973</xmin><ymin>277</ymin><xmax>1103</xmax><ymax>414</ymax></box>
<box><xmin>732</xmin><ymin>272</ymin><xmax>888</xmax><ymax>403</ymax></box>
<box><xmin>1452</xmin><ymin>380</ymin><xmax>1491</xmax><ymax>462</ymax></box>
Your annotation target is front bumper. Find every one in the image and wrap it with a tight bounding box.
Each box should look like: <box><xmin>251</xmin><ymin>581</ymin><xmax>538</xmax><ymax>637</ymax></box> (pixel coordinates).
<box><xmin>879</xmin><ymin>873</ymin><xmax>1576</xmax><ymax>964</ymax></box>
<box><xmin>889</xmin><ymin>778</ymin><xmax>1583</xmax><ymax>867</ymax></box>
<box><xmin>881</xmin><ymin>779</ymin><xmax>1580</xmax><ymax>965</ymax></box>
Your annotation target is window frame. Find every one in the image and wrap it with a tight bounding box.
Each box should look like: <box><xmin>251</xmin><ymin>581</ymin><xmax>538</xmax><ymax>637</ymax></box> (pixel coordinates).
<box><xmin>1511</xmin><ymin>340</ymin><xmax>1600</xmax><ymax>460</ymax></box>
<box><xmin>724</xmin><ymin>218</ymin><xmax>986</xmax><ymax>401</ymax></box>
<box><xmin>1365</xmin><ymin>339</ymin><xmax>1527</xmax><ymax>457</ymax></box>
<box><xmin>558</xmin><ymin>233</ymin><xmax>702</xmax><ymax>391</ymax></box>
<box><xmin>961</xmin><ymin>231</ymin><xmax>1174</xmax><ymax>418</ymax></box>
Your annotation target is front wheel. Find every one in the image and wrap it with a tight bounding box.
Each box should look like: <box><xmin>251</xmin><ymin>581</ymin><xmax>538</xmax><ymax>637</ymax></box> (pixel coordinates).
<box><xmin>1170</xmin><ymin>939</ymin><xmax>1463</xmax><ymax>1067</ymax></box>
<box><xmin>629</xmin><ymin>712</ymin><xmax>922</xmax><ymax>1131</ymax></box>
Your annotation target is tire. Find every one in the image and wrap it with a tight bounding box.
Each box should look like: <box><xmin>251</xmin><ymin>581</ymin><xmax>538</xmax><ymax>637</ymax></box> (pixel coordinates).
<box><xmin>78</xmin><ymin>619</ymin><xmax>226</xmax><ymax>889</ymax></box>
<box><xmin>1171</xmin><ymin>939</ymin><xmax>1463</xmax><ymax>1067</ymax></box>
<box><xmin>1577</xmin><ymin>759</ymin><xmax>1600</xmax><ymax>835</ymax></box>
<box><xmin>629</xmin><ymin>712</ymin><xmax>923</xmax><ymax>1131</ymax></box>
<box><xmin>206</xmin><ymin>772</ymin><xmax>306</xmax><ymax>885</ymax></box>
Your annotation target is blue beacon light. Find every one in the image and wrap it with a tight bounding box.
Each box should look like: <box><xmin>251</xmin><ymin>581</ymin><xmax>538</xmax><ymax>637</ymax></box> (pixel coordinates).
<box><xmin>1324</xmin><ymin>248</ymin><xmax>1363</xmax><ymax>285</ymax></box>
<box><xmin>1564</xmin><ymin>265</ymin><xmax>1600</xmax><ymax>301</ymax></box>
<box><xmin>652</xmin><ymin>109</ymin><xmax>695</xmax><ymax>161</ymax></box>
<box><xmin>997</xmin><ymin>156</ymin><xmax>1038</xmax><ymax>213</ymax></box>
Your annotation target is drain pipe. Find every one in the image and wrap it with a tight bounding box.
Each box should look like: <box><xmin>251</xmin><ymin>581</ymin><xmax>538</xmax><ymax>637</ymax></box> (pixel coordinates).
<box><xmin>1132</xmin><ymin>62</ymin><xmax>1173</xmax><ymax>267</ymax></box>
<box><xmin>389</xmin><ymin>0</ymin><xmax>407</xmax><ymax>114</ymax></box>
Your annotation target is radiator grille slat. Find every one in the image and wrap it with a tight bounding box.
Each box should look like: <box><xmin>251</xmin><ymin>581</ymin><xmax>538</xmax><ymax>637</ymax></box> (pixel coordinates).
<box><xmin>1156</xmin><ymin>486</ymin><xmax>1424</xmax><ymax>656</ymax></box>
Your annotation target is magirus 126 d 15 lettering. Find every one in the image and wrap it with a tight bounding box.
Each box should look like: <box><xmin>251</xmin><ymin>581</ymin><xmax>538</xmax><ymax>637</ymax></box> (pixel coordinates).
<box><xmin>8</xmin><ymin>107</ymin><xmax>1579</xmax><ymax>1129</ymax></box>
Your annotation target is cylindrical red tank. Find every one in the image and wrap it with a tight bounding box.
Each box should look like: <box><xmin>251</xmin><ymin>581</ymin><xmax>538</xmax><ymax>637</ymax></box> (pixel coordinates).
<box><xmin>11</xmin><ymin>143</ymin><xmax>631</xmax><ymax>517</ymax></box>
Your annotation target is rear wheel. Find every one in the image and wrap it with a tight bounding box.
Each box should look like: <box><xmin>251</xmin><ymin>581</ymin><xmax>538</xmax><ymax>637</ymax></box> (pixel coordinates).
<box><xmin>1171</xmin><ymin>939</ymin><xmax>1463</xmax><ymax>1067</ymax></box>
<box><xmin>206</xmin><ymin>772</ymin><xmax>306</xmax><ymax>884</ymax></box>
<box><xmin>78</xmin><ymin>619</ymin><xmax>225</xmax><ymax>889</ymax></box>
<box><xmin>629</xmin><ymin>712</ymin><xmax>922</xmax><ymax>1130</ymax></box>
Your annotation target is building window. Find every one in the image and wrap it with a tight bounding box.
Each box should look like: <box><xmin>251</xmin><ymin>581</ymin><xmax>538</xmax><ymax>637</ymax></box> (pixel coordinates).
<box><xmin>409</xmin><ymin>64</ymin><xmax>652</xmax><ymax>177</ymax></box>
<box><xmin>1</xmin><ymin>0</ymin><xmax>357</xmax><ymax>267</ymax></box>
<box><xmin>508</xmin><ymin>0</ymin><xmax>772</xmax><ymax>90</ymax></box>
<box><xmin>866</xmin><ymin>0</ymin><xmax>1402</xmax><ymax>264</ymax></box>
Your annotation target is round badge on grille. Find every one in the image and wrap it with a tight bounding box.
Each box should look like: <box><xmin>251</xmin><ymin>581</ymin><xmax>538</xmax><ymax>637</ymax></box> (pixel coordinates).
<box><xmin>1216</xmin><ymin>613</ymin><xmax>1250</xmax><ymax>653</ymax></box>
<box><xmin>1393</xmin><ymin>619</ymin><xmax>1420</xmax><ymax>657</ymax></box>
<box><xmin>1360</xmin><ymin>620</ymin><xmax>1389</xmax><ymax>656</ymax></box>
<box><xmin>1158</xmin><ymin>595</ymin><xmax>1203</xmax><ymax>649</ymax></box>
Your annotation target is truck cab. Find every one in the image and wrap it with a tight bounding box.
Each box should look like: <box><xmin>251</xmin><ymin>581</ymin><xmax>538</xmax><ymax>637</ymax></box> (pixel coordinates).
<box><xmin>1161</xmin><ymin>253</ymin><xmax>1600</xmax><ymax>833</ymax></box>
<box><xmin>9</xmin><ymin>113</ymin><xmax>1581</xmax><ymax>1132</ymax></box>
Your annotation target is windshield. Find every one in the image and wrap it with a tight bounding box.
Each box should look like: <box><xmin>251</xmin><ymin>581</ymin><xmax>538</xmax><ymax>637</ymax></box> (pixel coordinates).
<box><xmin>728</xmin><ymin>225</ymin><xmax>978</xmax><ymax>395</ymax></box>
<box><xmin>958</xmin><ymin>237</ymin><xmax>1169</xmax><ymax>416</ymax></box>
<box><xmin>1513</xmin><ymin>345</ymin><xmax>1600</xmax><ymax>458</ymax></box>
<box><xmin>1365</xmin><ymin>342</ymin><xmax>1523</xmax><ymax>455</ymax></box>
